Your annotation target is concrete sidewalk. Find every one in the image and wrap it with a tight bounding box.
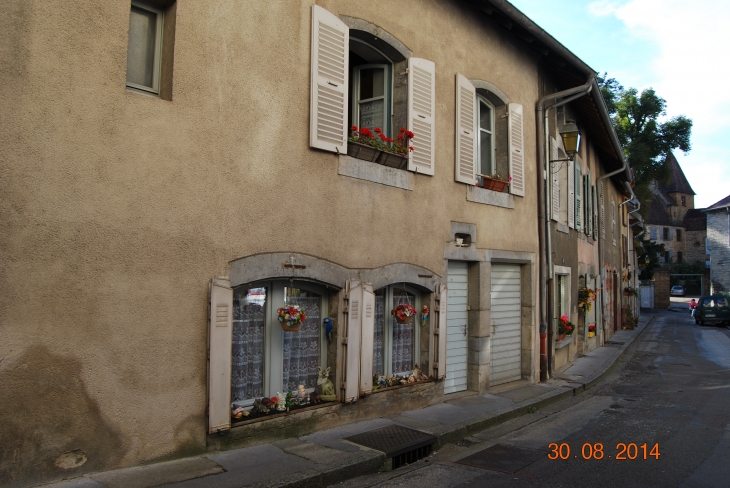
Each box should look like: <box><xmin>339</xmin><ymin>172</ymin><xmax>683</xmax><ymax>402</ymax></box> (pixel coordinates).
<box><xmin>43</xmin><ymin>314</ymin><xmax>653</xmax><ymax>488</ymax></box>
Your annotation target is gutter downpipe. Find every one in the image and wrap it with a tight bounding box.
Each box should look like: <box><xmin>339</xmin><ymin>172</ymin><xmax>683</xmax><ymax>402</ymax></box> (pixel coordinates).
<box><xmin>537</xmin><ymin>74</ymin><xmax>595</xmax><ymax>382</ymax></box>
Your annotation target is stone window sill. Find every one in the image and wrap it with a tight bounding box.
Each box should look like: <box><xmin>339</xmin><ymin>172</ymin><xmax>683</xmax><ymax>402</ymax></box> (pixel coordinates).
<box><xmin>555</xmin><ymin>334</ymin><xmax>574</xmax><ymax>350</ymax></box>
<box><xmin>338</xmin><ymin>154</ymin><xmax>413</xmax><ymax>190</ymax></box>
<box><xmin>466</xmin><ymin>185</ymin><xmax>514</xmax><ymax>209</ymax></box>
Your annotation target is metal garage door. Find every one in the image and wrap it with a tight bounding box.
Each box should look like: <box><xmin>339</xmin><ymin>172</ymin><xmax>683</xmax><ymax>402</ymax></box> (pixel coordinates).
<box><xmin>445</xmin><ymin>261</ymin><xmax>468</xmax><ymax>394</ymax></box>
<box><xmin>490</xmin><ymin>264</ymin><xmax>522</xmax><ymax>386</ymax></box>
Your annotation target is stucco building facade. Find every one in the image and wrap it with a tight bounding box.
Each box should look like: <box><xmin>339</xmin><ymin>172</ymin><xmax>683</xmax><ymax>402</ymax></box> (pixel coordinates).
<box><xmin>1</xmin><ymin>1</ymin><xmax>633</xmax><ymax>486</ymax></box>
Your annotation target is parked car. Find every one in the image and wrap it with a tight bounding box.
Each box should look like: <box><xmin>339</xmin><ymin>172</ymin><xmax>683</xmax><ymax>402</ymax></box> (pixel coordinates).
<box><xmin>671</xmin><ymin>285</ymin><xmax>686</xmax><ymax>296</ymax></box>
<box><xmin>694</xmin><ymin>295</ymin><xmax>730</xmax><ymax>326</ymax></box>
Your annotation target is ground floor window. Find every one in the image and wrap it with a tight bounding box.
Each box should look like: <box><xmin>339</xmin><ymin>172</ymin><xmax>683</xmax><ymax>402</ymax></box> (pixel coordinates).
<box><xmin>231</xmin><ymin>281</ymin><xmax>328</xmax><ymax>407</ymax></box>
<box><xmin>373</xmin><ymin>285</ymin><xmax>420</xmax><ymax>376</ymax></box>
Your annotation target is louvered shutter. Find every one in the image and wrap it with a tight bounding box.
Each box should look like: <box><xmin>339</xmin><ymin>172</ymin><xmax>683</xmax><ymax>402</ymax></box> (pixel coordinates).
<box><xmin>591</xmin><ymin>185</ymin><xmax>598</xmax><ymax>239</ymax></box>
<box><xmin>584</xmin><ymin>174</ymin><xmax>591</xmax><ymax>236</ymax></box>
<box><xmin>309</xmin><ymin>5</ymin><xmax>348</xmax><ymax>153</ymax></box>
<box><xmin>600</xmin><ymin>182</ymin><xmax>606</xmax><ymax>239</ymax></box>
<box><xmin>208</xmin><ymin>277</ymin><xmax>233</xmax><ymax>434</ymax></box>
<box><xmin>650</xmin><ymin>227</ymin><xmax>657</xmax><ymax>240</ymax></box>
<box><xmin>575</xmin><ymin>164</ymin><xmax>582</xmax><ymax>231</ymax></box>
<box><xmin>508</xmin><ymin>103</ymin><xmax>525</xmax><ymax>196</ymax></box>
<box><xmin>568</xmin><ymin>160</ymin><xmax>575</xmax><ymax>228</ymax></box>
<box><xmin>455</xmin><ymin>74</ymin><xmax>476</xmax><ymax>184</ymax></box>
<box><xmin>435</xmin><ymin>284</ymin><xmax>448</xmax><ymax>380</ymax></box>
<box><xmin>342</xmin><ymin>280</ymin><xmax>362</xmax><ymax>403</ymax></box>
<box><xmin>612</xmin><ymin>199</ymin><xmax>617</xmax><ymax>245</ymax></box>
<box><xmin>408</xmin><ymin>58</ymin><xmax>436</xmax><ymax>175</ymax></box>
<box><xmin>551</xmin><ymin>138</ymin><xmax>559</xmax><ymax>221</ymax></box>
<box><xmin>359</xmin><ymin>283</ymin><xmax>375</xmax><ymax>396</ymax></box>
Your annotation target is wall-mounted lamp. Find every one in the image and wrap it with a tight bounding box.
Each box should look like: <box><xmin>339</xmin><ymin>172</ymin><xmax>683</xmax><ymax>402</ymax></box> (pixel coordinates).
<box><xmin>559</xmin><ymin>120</ymin><xmax>581</xmax><ymax>160</ymax></box>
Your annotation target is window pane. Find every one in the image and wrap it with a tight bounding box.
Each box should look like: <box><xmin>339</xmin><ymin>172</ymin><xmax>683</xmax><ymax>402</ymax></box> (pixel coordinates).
<box><xmin>359</xmin><ymin>99</ymin><xmax>385</xmax><ymax>131</ymax></box>
<box><xmin>231</xmin><ymin>288</ymin><xmax>266</xmax><ymax>402</ymax></box>
<box><xmin>392</xmin><ymin>289</ymin><xmax>415</xmax><ymax>374</ymax></box>
<box><xmin>479</xmin><ymin>101</ymin><xmax>492</xmax><ymax>132</ymax></box>
<box><xmin>127</xmin><ymin>6</ymin><xmax>157</xmax><ymax>88</ymax></box>
<box><xmin>282</xmin><ymin>287</ymin><xmax>321</xmax><ymax>392</ymax></box>
<box><xmin>359</xmin><ymin>67</ymin><xmax>385</xmax><ymax>100</ymax></box>
<box><xmin>479</xmin><ymin>129</ymin><xmax>493</xmax><ymax>175</ymax></box>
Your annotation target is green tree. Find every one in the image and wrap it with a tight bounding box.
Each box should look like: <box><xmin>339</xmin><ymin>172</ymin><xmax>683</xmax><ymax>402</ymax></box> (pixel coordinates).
<box><xmin>637</xmin><ymin>238</ymin><xmax>665</xmax><ymax>280</ymax></box>
<box><xmin>597</xmin><ymin>74</ymin><xmax>692</xmax><ymax>208</ymax></box>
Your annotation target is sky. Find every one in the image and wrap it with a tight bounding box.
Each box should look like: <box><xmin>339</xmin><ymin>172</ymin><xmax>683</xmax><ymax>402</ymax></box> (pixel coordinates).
<box><xmin>508</xmin><ymin>0</ymin><xmax>730</xmax><ymax>208</ymax></box>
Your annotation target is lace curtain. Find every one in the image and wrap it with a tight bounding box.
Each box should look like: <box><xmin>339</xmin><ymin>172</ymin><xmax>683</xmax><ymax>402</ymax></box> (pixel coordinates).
<box><xmin>231</xmin><ymin>291</ymin><xmax>265</xmax><ymax>402</ymax></box>
<box><xmin>283</xmin><ymin>294</ymin><xmax>321</xmax><ymax>391</ymax></box>
<box><xmin>373</xmin><ymin>288</ymin><xmax>414</xmax><ymax>375</ymax></box>
<box><xmin>373</xmin><ymin>292</ymin><xmax>385</xmax><ymax>375</ymax></box>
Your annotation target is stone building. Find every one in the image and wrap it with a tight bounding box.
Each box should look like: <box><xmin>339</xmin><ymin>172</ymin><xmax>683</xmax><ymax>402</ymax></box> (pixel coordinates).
<box><xmin>705</xmin><ymin>195</ymin><xmax>730</xmax><ymax>293</ymax></box>
<box><xmin>684</xmin><ymin>208</ymin><xmax>710</xmax><ymax>267</ymax></box>
<box><xmin>0</xmin><ymin>1</ymin><xmax>632</xmax><ymax>486</ymax></box>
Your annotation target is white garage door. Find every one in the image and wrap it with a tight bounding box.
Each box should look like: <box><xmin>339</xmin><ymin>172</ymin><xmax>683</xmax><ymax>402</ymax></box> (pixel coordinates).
<box><xmin>490</xmin><ymin>264</ymin><xmax>522</xmax><ymax>386</ymax></box>
<box><xmin>445</xmin><ymin>261</ymin><xmax>468</xmax><ymax>394</ymax></box>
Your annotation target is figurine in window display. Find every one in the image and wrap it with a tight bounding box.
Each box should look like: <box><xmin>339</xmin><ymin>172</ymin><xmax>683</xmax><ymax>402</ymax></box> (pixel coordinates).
<box><xmin>297</xmin><ymin>384</ymin><xmax>307</xmax><ymax>403</ymax></box>
<box><xmin>276</xmin><ymin>392</ymin><xmax>287</xmax><ymax>411</ymax></box>
<box><xmin>317</xmin><ymin>367</ymin><xmax>336</xmax><ymax>401</ymax></box>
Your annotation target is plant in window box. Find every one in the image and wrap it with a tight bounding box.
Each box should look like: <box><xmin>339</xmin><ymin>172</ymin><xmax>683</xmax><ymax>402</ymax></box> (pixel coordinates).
<box><xmin>477</xmin><ymin>173</ymin><xmax>511</xmax><ymax>193</ymax></box>
<box><xmin>376</xmin><ymin>128</ymin><xmax>414</xmax><ymax>169</ymax></box>
<box><xmin>557</xmin><ymin>315</ymin><xmax>575</xmax><ymax>341</ymax></box>
<box><xmin>277</xmin><ymin>305</ymin><xmax>307</xmax><ymax>332</ymax></box>
<box><xmin>623</xmin><ymin>286</ymin><xmax>638</xmax><ymax>297</ymax></box>
<box><xmin>391</xmin><ymin>303</ymin><xmax>417</xmax><ymax>324</ymax></box>
<box><xmin>347</xmin><ymin>126</ymin><xmax>381</xmax><ymax>162</ymax></box>
<box><xmin>578</xmin><ymin>287</ymin><xmax>598</xmax><ymax>313</ymax></box>
<box><xmin>588</xmin><ymin>324</ymin><xmax>597</xmax><ymax>338</ymax></box>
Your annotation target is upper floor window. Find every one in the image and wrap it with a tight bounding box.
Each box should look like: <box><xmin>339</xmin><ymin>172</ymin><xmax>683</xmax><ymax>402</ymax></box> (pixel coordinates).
<box><xmin>126</xmin><ymin>1</ymin><xmax>162</xmax><ymax>94</ymax></box>
<box><xmin>681</xmin><ymin>195</ymin><xmax>686</xmax><ymax>207</ymax></box>
<box><xmin>663</xmin><ymin>227</ymin><xmax>670</xmax><ymax>240</ymax></box>
<box><xmin>350</xmin><ymin>40</ymin><xmax>391</xmax><ymax>135</ymax></box>
<box><xmin>677</xmin><ymin>229</ymin><xmax>682</xmax><ymax>241</ymax></box>
<box><xmin>454</xmin><ymin>74</ymin><xmax>524</xmax><ymax>196</ymax></box>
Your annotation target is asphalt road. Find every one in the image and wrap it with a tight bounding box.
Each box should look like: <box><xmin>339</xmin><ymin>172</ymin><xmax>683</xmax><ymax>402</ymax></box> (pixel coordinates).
<box><xmin>337</xmin><ymin>310</ymin><xmax>730</xmax><ymax>488</ymax></box>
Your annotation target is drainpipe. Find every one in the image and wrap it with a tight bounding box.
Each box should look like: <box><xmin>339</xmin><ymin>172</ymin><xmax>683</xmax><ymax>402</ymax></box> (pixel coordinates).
<box><xmin>536</xmin><ymin>74</ymin><xmax>595</xmax><ymax>381</ymax></box>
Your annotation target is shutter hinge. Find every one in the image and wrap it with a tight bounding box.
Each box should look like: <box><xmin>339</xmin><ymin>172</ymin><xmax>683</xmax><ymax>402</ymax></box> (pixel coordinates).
<box><xmin>399</xmin><ymin>68</ymin><xmax>409</xmax><ymax>75</ymax></box>
<box><xmin>341</xmin><ymin>337</ymin><xmax>348</xmax><ymax>344</ymax></box>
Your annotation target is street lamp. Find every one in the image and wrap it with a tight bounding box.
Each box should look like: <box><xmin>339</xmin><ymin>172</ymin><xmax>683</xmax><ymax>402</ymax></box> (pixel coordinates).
<box><xmin>559</xmin><ymin>120</ymin><xmax>581</xmax><ymax>160</ymax></box>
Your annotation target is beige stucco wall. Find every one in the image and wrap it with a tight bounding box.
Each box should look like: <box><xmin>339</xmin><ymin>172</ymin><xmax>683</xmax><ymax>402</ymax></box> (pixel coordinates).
<box><xmin>0</xmin><ymin>1</ymin><xmax>544</xmax><ymax>485</ymax></box>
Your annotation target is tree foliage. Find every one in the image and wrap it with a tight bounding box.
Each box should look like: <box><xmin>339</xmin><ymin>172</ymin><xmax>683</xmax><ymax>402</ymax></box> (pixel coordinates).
<box><xmin>637</xmin><ymin>238</ymin><xmax>665</xmax><ymax>280</ymax></box>
<box><xmin>597</xmin><ymin>74</ymin><xmax>692</xmax><ymax>200</ymax></box>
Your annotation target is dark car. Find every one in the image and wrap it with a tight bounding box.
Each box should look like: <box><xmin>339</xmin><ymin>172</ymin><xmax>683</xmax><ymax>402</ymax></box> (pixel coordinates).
<box><xmin>694</xmin><ymin>294</ymin><xmax>730</xmax><ymax>326</ymax></box>
<box><xmin>671</xmin><ymin>285</ymin><xmax>686</xmax><ymax>296</ymax></box>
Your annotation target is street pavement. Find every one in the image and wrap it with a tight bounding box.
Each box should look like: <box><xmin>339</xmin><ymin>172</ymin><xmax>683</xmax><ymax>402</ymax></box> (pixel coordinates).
<box><xmin>41</xmin><ymin>314</ymin><xmax>656</xmax><ymax>488</ymax></box>
<box><xmin>338</xmin><ymin>309</ymin><xmax>730</xmax><ymax>487</ymax></box>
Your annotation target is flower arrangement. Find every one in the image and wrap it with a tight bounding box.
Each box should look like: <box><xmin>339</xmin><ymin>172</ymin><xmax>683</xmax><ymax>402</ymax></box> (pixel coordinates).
<box><xmin>481</xmin><ymin>173</ymin><xmax>512</xmax><ymax>183</ymax></box>
<box><xmin>622</xmin><ymin>268</ymin><xmax>633</xmax><ymax>282</ymax></box>
<box><xmin>277</xmin><ymin>305</ymin><xmax>307</xmax><ymax>329</ymax></box>
<box><xmin>588</xmin><ymin>324</ymin><xmax>596</xmax><ymax>332</ymax></box>
<box><xmin>623</xmin><ymin>286</ymin><xmax>638</xmax><ymax>297</ymax></box>
<box><xmin>391</xmin><ymin>303</ymin><xmax>417</xmax><ymax>324</ymax></box>
<box><xmin>558</xmin><ymin>315</ymin><xmax>575</xmax><ymax>336</ymax></box>
<box><xmin>349</xmin><ymin>126</ymin><xmax>414</xmax><ymax>156</ymax></box>
<box><xmin>421</xmin><ymin>305</ymin><xmax>429</xmax><ymax>327</ymax></box>
<box><xmin>578</xmin><ymin>287</ymin><xmax>598</xmax><ymax>313</ymax></box>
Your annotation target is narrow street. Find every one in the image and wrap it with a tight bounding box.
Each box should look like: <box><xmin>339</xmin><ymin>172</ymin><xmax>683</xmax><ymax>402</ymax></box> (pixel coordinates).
<box><xmin>336</xmin><ymin>310</ymin><xmax>730</xmax><ymax>488</ymax></box>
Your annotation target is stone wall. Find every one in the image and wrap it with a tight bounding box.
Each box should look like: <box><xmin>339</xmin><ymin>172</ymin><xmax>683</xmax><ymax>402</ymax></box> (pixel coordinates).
<box><xmin>686</xmin><ymin>229</ymin><xmax>709</xmax><ymax>265</ymax></box>
<box><xmin>708</xmin><ymin>212</ymin><xmax>730</xmax><ymax>293</ymax></box>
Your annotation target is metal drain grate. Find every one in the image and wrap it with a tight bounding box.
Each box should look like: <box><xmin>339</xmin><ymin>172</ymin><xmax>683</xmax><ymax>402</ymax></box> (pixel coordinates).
<box><xmin>456</xmin><ymin>444</ymin><xmax>543</xmax><ymax>474</ymax></box>
<box><xmin>344</xmin><ymin>425</ymin><xmax>436</xmax><ymax>469</ymax></box>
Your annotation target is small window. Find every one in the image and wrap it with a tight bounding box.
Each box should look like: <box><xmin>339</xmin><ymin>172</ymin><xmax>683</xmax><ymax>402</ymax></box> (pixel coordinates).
<box><xmin>681</xmin><ymin>196</ymin><xmax>686</xmax><ymax>207</ymax></box>
<box><xmin>478</xmin><ymin>97</ymin><xmax>495</xmax><ymax>176</ymax></box>
<box><xmin>677</xmin><ymin>229</ymin><xmax>682</xmax><ymax>242</ymax></box>
<box><xmin>677</xmin><ymin>252</ymin><xmax>683</xmax><ymax>264</ymax></box>
<box><xmin>663</xmin><ymin>227</ymin><xmax>669</xmax><ymax>240</ymax></box>
<box><xmin>352</xmin><ymin>63</ymin><xmax>390</xmax><ymax>134</ymax></box>
<box><xmin>126</xmin><ymin>1</ymin><xmax>163</xmax><ymax>94</ymax></box>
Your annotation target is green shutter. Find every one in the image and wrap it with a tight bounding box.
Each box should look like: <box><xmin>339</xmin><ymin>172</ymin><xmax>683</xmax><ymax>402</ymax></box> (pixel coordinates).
<box><xmin>574</xmin><ymin>163</ymin><xmax>582</xmax><ymax>231</ymax></box>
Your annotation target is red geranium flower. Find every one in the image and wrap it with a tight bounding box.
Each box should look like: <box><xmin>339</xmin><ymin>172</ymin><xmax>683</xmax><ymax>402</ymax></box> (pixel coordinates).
<box><xmin>351</xmin><ymin>125</ymin><xmax>358</xmax><ymax>131</ymax></box>
<box><xmin>397</xmin><ymin>134</ymin><xmax>404</xmax><ymax>140</ymax></box>
<box><xmin>409</xmin><ymin>145</ymin><xmax>414</xmax><ymax>151</ymax></box>
<box><xmin>406</xmin><ymin>131</ymin><xmax>415</xmax><ymax>139</ymax></box>
<box><xmin>374</xmin><ymin>127</ymin><xmax>382</xmax><ymax>133</ymax></box>
<box><xmin>399</xmin><ymin>127</ymin><xmax>406</xmax><ymax>133</ymax></box>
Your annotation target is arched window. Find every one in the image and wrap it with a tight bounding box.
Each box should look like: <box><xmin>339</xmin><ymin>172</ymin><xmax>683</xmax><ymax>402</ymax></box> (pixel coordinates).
<box><xmin>477</xmin><ymin>95</ymin><xmax>495</xmax><ymax>176</ymax></box>
<box><xmin>231</xmin><ymin>280</ymin><xmax>329</xmax><ymax>406</ymax></box>
<box><xmin>350</xmin><ymin>39</ymin><xmax>392</xmax><ymax>136</ymax></box>
<box><xmin>373</xmin><ymin>284</ymin><xmax>421</xmax><ymax>376</ymax></box>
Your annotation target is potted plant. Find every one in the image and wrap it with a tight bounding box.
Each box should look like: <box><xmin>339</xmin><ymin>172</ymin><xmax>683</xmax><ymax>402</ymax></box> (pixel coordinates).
<box><xmin>348</xmin><ymin>126</ymin><xmax>414</xmax><ymax>168</ymax></box>
<box><xmin>277</xmin><ymin>305</ymin><xmax>307</xmax><ymax>331</ymax></box>
<box><xmin>391</xmin><ymin>303</ymin><xmax>417</xmax><ymax>324</ymax></box>
<box><xmin>588</xmin><ymin>324</ymin><xmax>596</xmax><ymax>338</ymax></box>
<box><xmin>623</xmin><ymin>287</ymin><xmax>638</xmax><ymax>297</ymax></box>
<box><xmin>347</xmin><ymin>126</ymin><xmax>381</xmax><ymax>162</ymax></box>
<box><xmin>557</xmin><ymin>315</ymin><xmax>575</xmax><ymax>341</ymax></box>
<box><xmin>578</xmin><ymin>287</ymin><xmax>598</xmax><ymax>313</ymax></box>
<box><xmin>477</xmin><ymin>173</ymin><xmax>511</xmax><ymax>192</ymax></box>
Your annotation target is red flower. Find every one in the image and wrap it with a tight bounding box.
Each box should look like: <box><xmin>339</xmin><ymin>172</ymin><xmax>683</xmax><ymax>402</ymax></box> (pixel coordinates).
<box><xmin>351</xmin><ymin>125</ymin><xmax>358</xmax><ymax>131</ymax></box>
<box><xmin>397</xmin><ymin>134</ymin><xmax>404</xmax><ymax>140</ymax></box>
<box><xmin>379</xmin><ymin>133</ymin><xmax>387</xmax><ymax>141</ymax></box>
<box><xmin>409</xmin><ymin>145</ymin><xmax>414</xmax><ymax>151</ymax></box>
<box><xmin>406</xmin><ymin>131</ymin><xmax>415</xmax><ymax>139</ymax></box>
<box><xmin>374</xmin><ymin>127</ymin><xmax>382</xmax><ymax>133</ymax></box>
<box><xmin>399</xmin><ymin>127</ymin><xmax>406</xmax><ymax>133</ymax></box>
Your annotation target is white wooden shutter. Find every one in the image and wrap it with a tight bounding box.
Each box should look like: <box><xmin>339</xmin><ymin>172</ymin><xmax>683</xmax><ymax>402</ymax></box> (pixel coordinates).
<box><xmin>508</xmin><ymin>103</ymin><xmax>525</xmax><ymax>196</ymax></box>
<box><xmin>309</xmin><ymin>5</ymin><xmax>348</xmax><ymax>153</ymax></box>
<box><xmin>612</xmin><ymin>199</ymin><xmax>617</xmax><ymax>245</ymax></box>
<box><xmin>408</xmin><ymin>57</ymin><xmax>436</xmax><ymax>175</ymax></box>
<box><xmin>584</xmin><ymin>174</ymin><xmax>591</xmax><ymax>236</ymax></box>
<box><xmin>359</xmin><ymin>283</ymin><xmax>375</xmax><ymax>396</ymax></box>
<box><xmin>435</xmin><ymin>284</ymin><xmax>448</xmax><ymax>380</ymax></box>
<box><xmin>600</xmin><ymin>182</ymin><xmax>606</xmax><ymax>239</ymax></box>
<box><xmin>575</xmin><ymin>164</ymin><xmax>582</xmax><ymax>231</ymax></box>
<box><xmin>591</xmin><ymin>185</ymin><xmax>598</xmax><ymax>239</ymax></box>
<box><xmin>650</xmin><ymin>227</ymin><xmax>657</xmax><ymax>240</ymax></box>
<box><xmin>455</xmin><ymin>74</ymin><xmax>477</xmax><ymax>184</ymax></box>
<box><xmin>208</xmin><ymin>277</ymin><xmax>233</xmax><ymax>434</ymax></box>
<box><xmin>568</xmin><ymin>160</ymin><xmax>575</xmax><ymax>228</ymax></box>
<box><xmin>551</xmin><ymin>138</ymin><xmax>559</xmax><ymax>221</ymax></box>
<box><xmin>342</xmin><ymin>280</ymin><xmax>362</xmax><ymax>403</ymax></box>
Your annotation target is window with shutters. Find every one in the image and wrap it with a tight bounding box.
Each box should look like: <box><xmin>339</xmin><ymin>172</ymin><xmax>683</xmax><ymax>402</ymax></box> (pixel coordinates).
<box><xmin>310</xmin><ymin>6</ymin><xmax>436</xmax><ymax>176</ymax></box>
<box><xmin>454</xmin><ymin>75</ymin><xmax>523</xmax><ymax>197</ymax></box>
<box><xmin>373</xmin><ymin>285</ymin><xmax>421</xmax><ymax>377</ymax></box>
<box><xmin>663</xmin><ymin>227</ymin><xmax>669</xmax><ymax>240</ymax></box>
<box><xmin>677</xmin><ymin>229</ymin><xmax>682</xmax><ymax>242</ymax></box>
<box><xmin>230</xmin><ymin>281</ymin><xmax>329</xmax><ymax>408</ymax></box>
<box><xmin>126</xmin><ymin>1</ymin><xmax>176</xmax><ymax>99</ymax></box>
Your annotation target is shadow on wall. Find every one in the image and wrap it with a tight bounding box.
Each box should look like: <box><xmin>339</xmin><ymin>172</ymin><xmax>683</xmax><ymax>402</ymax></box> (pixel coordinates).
<box><xmin>0</xmin><ymin>345</ymin><xmax>129</xmax><ymax>487</ymax></box>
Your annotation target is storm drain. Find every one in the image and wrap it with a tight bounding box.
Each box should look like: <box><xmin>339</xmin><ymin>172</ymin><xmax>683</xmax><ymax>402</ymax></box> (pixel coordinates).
<box><xmin>456</xmin><ymin>444</ymin><xmax>542</xmax><ymax>474</ymax></box>
<box><xmin>344</xmin><ymin>425</ymin><xmax>436</xmax><ymax>470</ymax></box>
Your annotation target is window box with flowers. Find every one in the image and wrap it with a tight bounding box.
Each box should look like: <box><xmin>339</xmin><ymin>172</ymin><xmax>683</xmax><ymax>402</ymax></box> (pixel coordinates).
<box><xmin>557</xmin><ymin>314</ymin><xmax>575</xmax><ymax>342</ymax></box>
<box><xmin>588</xmin><ymin>324</ymin><xmax>596</xmax><ymax>338</ymax></box>
<box><xmin>477</xmin><ymin>173</ymin><xmax>511</xmax><ymax>193</ymax></box>
<box><xmin>348</xmin><ymin>126</ymin><xmax>414</xmax><ymax>170</ymax></box>
<box><xmin>578</xmin><ymin>287</ymin><xmax>598</xmax><ymax>313</ymax></box>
